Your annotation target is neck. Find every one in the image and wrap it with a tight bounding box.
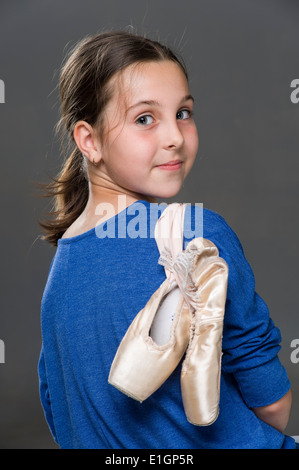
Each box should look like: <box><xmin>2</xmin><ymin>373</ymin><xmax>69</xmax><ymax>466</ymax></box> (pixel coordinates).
<box><xmin>83</xmin><ymin>170</ymin><xmax>157</xmax><ymax>220</ymax></box>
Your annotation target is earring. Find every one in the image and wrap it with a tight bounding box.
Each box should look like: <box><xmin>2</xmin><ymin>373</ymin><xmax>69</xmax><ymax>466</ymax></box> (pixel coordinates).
<box><xmin>81</xmin><ymin>153</ymin><xmax>98</xmax><ymax>166</ymax></box>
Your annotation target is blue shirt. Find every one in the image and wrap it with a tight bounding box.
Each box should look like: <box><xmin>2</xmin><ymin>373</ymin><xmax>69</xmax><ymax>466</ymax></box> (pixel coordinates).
<box><xmin>38</xmin><ymin>201</ymin><xmax>295</xmax><ymax>449</ymax></box>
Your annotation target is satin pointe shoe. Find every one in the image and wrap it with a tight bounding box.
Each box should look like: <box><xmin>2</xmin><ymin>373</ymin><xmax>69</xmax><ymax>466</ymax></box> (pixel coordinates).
<box><xmin>108</xmin><ymin>278</ymin><xmax>190</xmax><ymax>402</ymax></box>
<box><xmin>108</xmin><ymin>203</ymin><xmax>191</xmax><ymax>402</ymax></box>
<box><xmin>180</xmin><ymin>237</ymin><xmax>229</xmax><ymax>426</ymax></box>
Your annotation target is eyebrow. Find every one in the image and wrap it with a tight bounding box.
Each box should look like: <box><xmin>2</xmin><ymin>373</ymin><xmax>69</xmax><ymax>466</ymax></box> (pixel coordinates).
<box><xmin>127</xmin><ymin>94</ymin><xmax>194</xmax><ymax>112</ymax></box>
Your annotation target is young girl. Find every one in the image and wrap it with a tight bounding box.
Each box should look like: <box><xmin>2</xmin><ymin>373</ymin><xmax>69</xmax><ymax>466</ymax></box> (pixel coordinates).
<box><xmin>38</xmin><ymin>30</ymin><xmax>295</xmax><ymax>449</ymax></box>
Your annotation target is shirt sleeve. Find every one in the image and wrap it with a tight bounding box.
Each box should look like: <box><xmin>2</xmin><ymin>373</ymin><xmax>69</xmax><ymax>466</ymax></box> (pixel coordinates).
<box><xmin>38</xmin><ymin>346</ymin><xmax>58</xmax><ymax>443</ymax></box>
<box><xmin>184</xmin><ymin>205</ymin><xmax>291</xmax><ymax>408</ymax></box>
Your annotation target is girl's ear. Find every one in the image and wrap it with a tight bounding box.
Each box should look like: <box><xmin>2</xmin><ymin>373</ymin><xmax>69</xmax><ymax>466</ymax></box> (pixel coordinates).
<box><xmin>73</xmin><ymin>120</ymin><xmax>102</xmax><ymax>165</ymax></box>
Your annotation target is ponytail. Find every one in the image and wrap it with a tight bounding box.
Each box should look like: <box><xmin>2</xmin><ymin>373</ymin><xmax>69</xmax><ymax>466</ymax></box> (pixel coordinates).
<box><xmin>38</xmin><ymin>148</ymin><xmax>88</xmax><ymax>246</ymax></box>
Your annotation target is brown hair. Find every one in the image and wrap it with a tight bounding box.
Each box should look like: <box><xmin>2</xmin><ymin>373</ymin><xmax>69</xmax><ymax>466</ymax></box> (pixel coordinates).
<box><xmin>38</xmin><ymin>30</ymin><xmax>188</xmax><ymax>246</ymax></box>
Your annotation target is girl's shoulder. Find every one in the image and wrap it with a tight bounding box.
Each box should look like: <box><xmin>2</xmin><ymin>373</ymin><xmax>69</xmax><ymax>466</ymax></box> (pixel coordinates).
<box><xmin>184</xmin><ymin>203</ymin><xmax>245</xmax><ymax>257</ymax></box>
<box><xmin>61</xmin><ymin>212</ymin><xmax>113</xmax><ymax>240</ymax></box>
<box><xmin>184</xmin><ymin>203</ymin><xmax>236</xmax><ymax>238</ymax></box>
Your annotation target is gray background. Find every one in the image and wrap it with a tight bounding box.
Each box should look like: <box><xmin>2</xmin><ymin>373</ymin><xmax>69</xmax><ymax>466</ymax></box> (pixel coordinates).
<box><xmin>0</xmin><ymin>0</ymin><xmax>298</xmax><ymax>449</ymax></box>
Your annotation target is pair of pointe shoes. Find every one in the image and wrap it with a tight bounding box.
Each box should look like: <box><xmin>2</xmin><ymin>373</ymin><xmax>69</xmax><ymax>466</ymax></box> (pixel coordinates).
<box><xmin>108</xmin><ymin>204</ymin><xmax>228</xmax><ymax>426</ymax></box>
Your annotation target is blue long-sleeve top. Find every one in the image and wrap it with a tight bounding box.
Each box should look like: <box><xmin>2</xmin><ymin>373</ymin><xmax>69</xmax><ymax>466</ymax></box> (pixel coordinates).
<box><xmin>38</xmin><ymin>200</ymin><xmax>295</xmax><ymax>449</ymax></box>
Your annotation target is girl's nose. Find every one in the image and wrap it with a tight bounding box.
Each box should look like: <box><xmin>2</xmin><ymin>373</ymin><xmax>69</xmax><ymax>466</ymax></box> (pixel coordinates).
<box><xmin>162</xmin><ymin>121</ymin><xmax>184</xmax><ymax>150</ymax></box>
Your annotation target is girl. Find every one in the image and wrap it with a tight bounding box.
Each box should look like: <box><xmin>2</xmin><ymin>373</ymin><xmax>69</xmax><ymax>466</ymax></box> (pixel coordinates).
<box><xmin>38</xmin><ymin>30</ymin><xmax>294</xmax><ymax>449</ymax></box>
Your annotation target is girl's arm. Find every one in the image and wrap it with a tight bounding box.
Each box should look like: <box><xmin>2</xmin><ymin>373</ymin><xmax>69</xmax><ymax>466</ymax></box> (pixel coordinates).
<box><xmin>252</xmin><ymin>389</ymin><xmax>292</xmax><ymax>433</ymax></box>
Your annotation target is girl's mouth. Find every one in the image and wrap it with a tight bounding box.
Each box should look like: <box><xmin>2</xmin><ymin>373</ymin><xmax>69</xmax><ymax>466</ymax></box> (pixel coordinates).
<box><xmin>156</xmin><ymin>160</ymin><xmax>183</xmax><ymax>171</ymax></box>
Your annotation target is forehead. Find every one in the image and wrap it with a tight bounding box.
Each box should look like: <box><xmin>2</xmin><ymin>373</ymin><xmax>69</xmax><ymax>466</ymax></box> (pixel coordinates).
<box><xmin>110</xmin><ymin>60</ymin><xmax>190</xmax><ymax>108</ymax></box>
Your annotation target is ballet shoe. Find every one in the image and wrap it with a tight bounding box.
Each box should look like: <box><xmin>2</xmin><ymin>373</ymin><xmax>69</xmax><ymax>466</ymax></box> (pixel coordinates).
<box><xmin>180</xmin><ymin>237</ymin><xmax>229</xmax><ymax>426</ymax></box>
<box><xmin>108</xmin><ymin>277</ymin><xmax>190</xmax><ymax>403</ymax></box>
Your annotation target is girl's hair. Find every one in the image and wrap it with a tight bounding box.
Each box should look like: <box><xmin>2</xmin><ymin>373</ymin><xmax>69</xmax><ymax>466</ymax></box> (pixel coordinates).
<box><xmin>38</xmin><ymin>30</ymin><xmax>188</xmax><ymax>246</ymax></box>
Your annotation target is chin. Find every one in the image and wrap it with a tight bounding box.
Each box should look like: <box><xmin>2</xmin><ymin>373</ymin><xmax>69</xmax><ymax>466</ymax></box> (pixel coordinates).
<box><xmin>154</xmin><ymin>187</ymin><xmax>182</xmax><ymax>200</ymax></box>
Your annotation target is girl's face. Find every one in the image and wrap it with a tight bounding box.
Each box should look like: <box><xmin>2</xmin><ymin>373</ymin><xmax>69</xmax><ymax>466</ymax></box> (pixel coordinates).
<box><xmin>96</xmin><ymin>60</ymin><xmax>199</xmax><ymax>200</ymax></box>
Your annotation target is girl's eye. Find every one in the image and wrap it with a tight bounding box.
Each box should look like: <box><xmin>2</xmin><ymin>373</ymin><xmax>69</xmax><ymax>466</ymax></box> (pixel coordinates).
<box><xmin>176</xmin><ymin>109</ymin><xmax>192</xmax><ymax>120</ymax></box>
<box><xmin>136</xmin><ymin>115</ymin><xmax>154</xmax><ymax>126</ymax></box>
